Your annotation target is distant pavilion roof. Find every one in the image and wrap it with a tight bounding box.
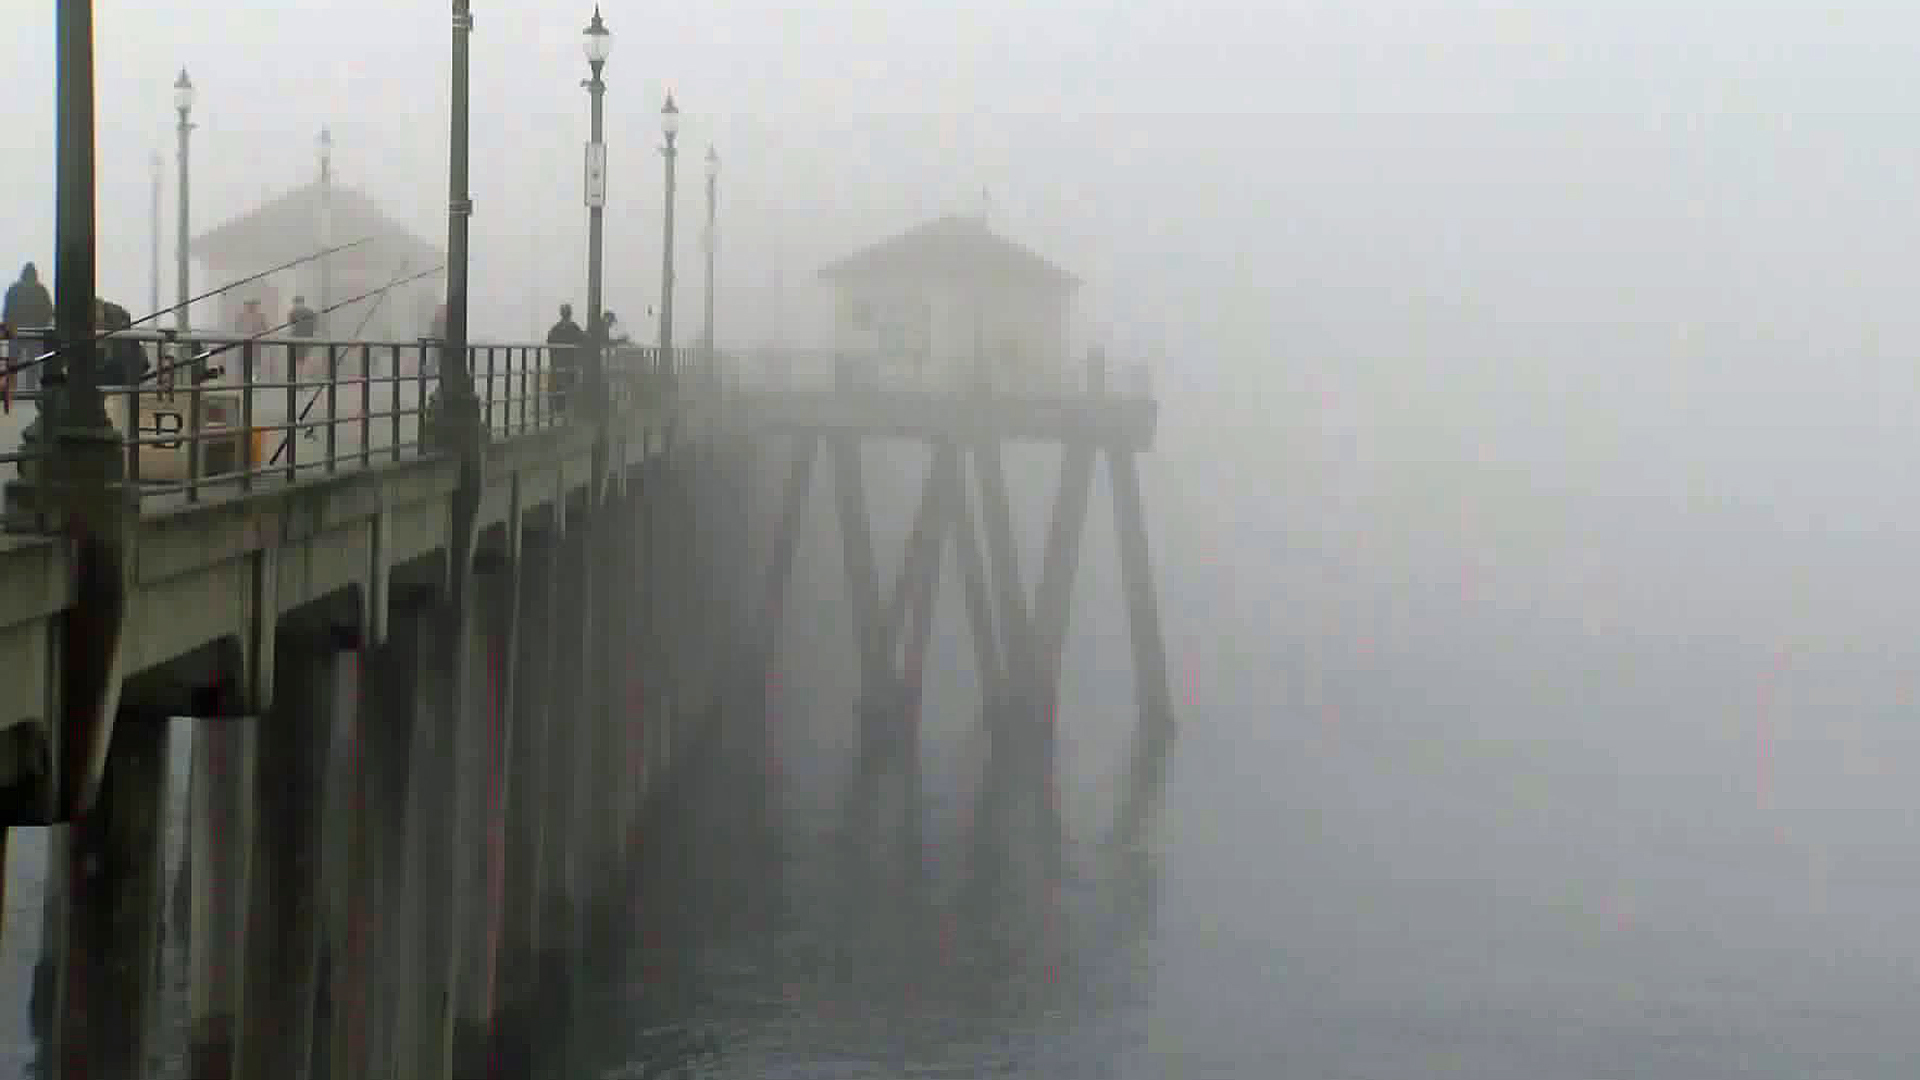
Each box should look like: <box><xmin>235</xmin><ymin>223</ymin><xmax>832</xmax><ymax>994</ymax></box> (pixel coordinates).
<box><xmin>819</xmin><ymin>214</ymin><xmax>1079</xmax><ymax>292</ymax></box>
<box><xmin>192</xmin><ymin>181</ymin><xmax>445</xmax><ymax>270</ymax></box>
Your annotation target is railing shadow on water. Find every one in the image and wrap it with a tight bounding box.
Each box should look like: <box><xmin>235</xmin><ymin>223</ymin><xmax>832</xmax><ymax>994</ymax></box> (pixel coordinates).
<box><xmin>0</xmin><ymin>327</ymin><xmax>709</xmax><ymax>526</ymax></box>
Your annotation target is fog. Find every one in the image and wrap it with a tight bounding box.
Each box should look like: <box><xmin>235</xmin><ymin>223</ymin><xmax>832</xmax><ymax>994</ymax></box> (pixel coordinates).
<box><xmin>14</xmin><ymin>0</ymin><xmax>1920</xmax><ymax>1074</ymax></box>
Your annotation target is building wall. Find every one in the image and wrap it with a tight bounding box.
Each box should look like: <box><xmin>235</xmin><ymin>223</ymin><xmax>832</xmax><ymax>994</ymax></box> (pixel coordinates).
<box><xmin>832</xmin><ymin>276</ymin><xmax>1071</xmax><ymax>390</ymax></box>
<box><xmin>202</xmin><ymin>244</ymin><xmax>443</xmax><ymax>343</ymax></box>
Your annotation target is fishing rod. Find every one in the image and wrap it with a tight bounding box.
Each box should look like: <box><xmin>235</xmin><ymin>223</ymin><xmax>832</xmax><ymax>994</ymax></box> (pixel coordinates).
<box><xmin>140</xmin><ymin>263</ymin><xmax>447</xmax><ymax>387</ymax></box>
<box><xmin>268</xmin><ymin>259</ymin><xmax>412</xmax><ymax>467</ymax></box>
<box><xmin>2</xmin><ymin>236</ymin><xmax>375</xmax><ymax>375</ymax></box>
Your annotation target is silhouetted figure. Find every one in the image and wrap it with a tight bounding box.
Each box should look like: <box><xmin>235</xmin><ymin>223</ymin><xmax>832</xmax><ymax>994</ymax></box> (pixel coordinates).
<box><xmin>602</xmin><ymin>309</ymin><xmax>631</xmax><ymax>346</ymax></box>
<box><xmin>234</xmin><ymin>297</ymin><xmax>269</xmax><ymax>337</ymax></box>
<box><xmin>288</xmin><ymin>296</ymin><xmax>319</xmax><ymax>383</ymax></box>
<box><xmin>288</xmin><ymin>295</ymin><xmax>318</xmax><ymax>338</ymax></box>
<box><xmin>426</xmin><ymin>302</ymin><xmax>447</xmax><ymax>376</ymax></box>
<box><xmin>4</xmin><ymin>262</ymin><xmax>53</xmax><ymax>392</ymax></box>
<box><xmin>95</xmin><ymin>298</ymin><xmax>149</xmax><ymax>385</ymax></box>
<box><xmin>546</xmin><ymin>303</ymin><xmax>585</xmax><ymax>411</ymax></box>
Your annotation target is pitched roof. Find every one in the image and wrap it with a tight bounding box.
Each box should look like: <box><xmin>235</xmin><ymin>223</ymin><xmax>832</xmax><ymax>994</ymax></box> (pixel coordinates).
<box><xmin>192</xmin><ymin>182</ymin><xmax>445</xmax><ymax>268</ymax></box>
<box><xmin>819</xmin><ymin>214</ymin><xmax>1079</xmax><ymax>291</ymax></box>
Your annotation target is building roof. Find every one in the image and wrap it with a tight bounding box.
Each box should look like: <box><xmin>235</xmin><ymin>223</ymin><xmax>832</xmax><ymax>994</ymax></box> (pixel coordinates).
<box><xmin>192</xmin><ymin>181</ymin><xmax>445</xmax><ymax>269</ymax></box>
<box><xmin>819</xmin><ymin>214</ymin><xmax>1079</xmax><ymax>291</ymax></box>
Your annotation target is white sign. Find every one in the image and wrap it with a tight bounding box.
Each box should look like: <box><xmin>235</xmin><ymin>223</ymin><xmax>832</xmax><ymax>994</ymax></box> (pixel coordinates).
<box><xmin>584</xmin><ymin>142</ymin><xmax>607</xmax><ymax>208</ymax></box>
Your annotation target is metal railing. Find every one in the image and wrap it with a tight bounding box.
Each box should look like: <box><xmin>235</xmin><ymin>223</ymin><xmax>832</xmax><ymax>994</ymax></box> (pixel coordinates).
<box><xmin>728</xmin><ymin>347</ymin><xmax>1156</xmax><ymax>399</ymax></box>
<box><xmin>0</xmin><ymin>326</ymin><xmax>690</xmax><ymax>510</ymax></box>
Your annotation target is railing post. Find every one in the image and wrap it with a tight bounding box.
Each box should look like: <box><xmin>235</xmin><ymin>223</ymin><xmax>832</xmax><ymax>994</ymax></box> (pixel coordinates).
<box><xmin>326</xmin><ymin>343</ymin><xmax>339</xmax><ymax>472</ymax></box>
<box><xmin>483</xmin><ymin>345</ymin><xmax>495</xmax><ymax>436</ymax></box>
<box><xmin>390</xmin><ymin>345</ymin><xmax>403</xmax><ymax>462</ymax></box>
<box><xmin>284</xmin><ymin>342</ymin><xmax>298</xmax><ymax>483</ymax></box>
<box><xmin>124</xmin><ymin>381</ymin><xmax>141</xmax><ymax>487</ymax></box>
<box><xmin>186</xmin><ymin>347</ymin><xmax>203</xmax><ymax>502</ymax></box>
<box><xmin>240</xmin><ymin>342</ymin><xmax>255</xmax><ymax>493</ymax></box>
<box><xmin>360</xmin><ymin>344</ymin><xmax>372</xmax><ymax>469</ymax></box>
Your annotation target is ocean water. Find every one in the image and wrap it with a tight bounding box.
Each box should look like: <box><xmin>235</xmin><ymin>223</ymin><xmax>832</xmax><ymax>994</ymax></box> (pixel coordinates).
<box><xmin>9</xmin><ymin>445</ymin><xmax>1920</xmax><ymax>1078</ymax></box>
<box><xmin>566</xmin><ymin>668</ymin><xmax>1920</xmax><ymax>1080</ymax></box>
<box><xmin>6</xmin><ymin>653</ymin><xmax>1920</xmax><ymax>1077</ymax></box>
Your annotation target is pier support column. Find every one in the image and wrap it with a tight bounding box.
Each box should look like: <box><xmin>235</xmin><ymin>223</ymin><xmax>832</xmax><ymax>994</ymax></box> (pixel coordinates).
<box><xmin>496</xmin><ymin>527</ymin><xmax>555</xmax><ymax>1074</ymax></box>
<box><xmin>51</xmin><ymin>707</ymin><xmax>171</xmax><ymax>1080</ymax></box>
<box><xmin>454</xmin><ymin>554</ymin><xmax>518</xmax><ymax>1077</ymax></box>
<box><xmin>320</xmin><ymin>635</ymin><xmax>375</xmax><ymax>1080</ymax></box>
<box><xmin>585</xmin><ymin>500</ymin><xmax>621</xmax><ymax>920</ymax></box>
<box><xmin>187</xmin><ymin>686</ymin><xmax>257</xmax><ymax>1080</ymax></box>
<box><xmin>1108</xmin><ymin>447</ymin><xmax>1176</xmax><ymax>855</ymax></box>
<box><xmin>615</xmin><ymin>487</ymin><xmax>646</xmax><ymax>858</ymax></box>
<box><xmin>357</xmin><ymin>602</ymin><xmax>423</xmax><ymax>1080</ymax></box>
<box><xmin>395</xmin><ymin>586</ymin><xmax>478</xmax><ymax>1080</ymax></box>
<box><xmin>235</xmin><ymin>632</ymin><xmax>336</xmax><ymax>1080</ymax></box>
<box><xmin>532</xmin><ymin>522</ymin><xmax>589</xmax><ymax>1077</ymax></box>
<box><xmin>568</xmin><ymin>515</ymin><xmax>599</xmax><ymax>949</ymax></box>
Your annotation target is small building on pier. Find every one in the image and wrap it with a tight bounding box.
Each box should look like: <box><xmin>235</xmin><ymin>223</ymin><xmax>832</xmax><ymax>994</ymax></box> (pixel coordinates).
<box><xmin>191</xmin><ymin>182</ymin><xmax>445</xmax><ymax>341</ymax></box>
<box><xmin>820</xmin><ymin>214</ymin><xmax>1079</xmax><ymax>391</ymax></box>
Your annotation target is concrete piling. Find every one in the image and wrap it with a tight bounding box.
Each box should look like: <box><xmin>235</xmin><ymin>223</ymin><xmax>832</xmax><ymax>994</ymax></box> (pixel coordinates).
<box><xmin>187</xmin><ymin>707</ymin><xmax>256</xmax><ymax>1080</ymax></box>
<box><xmin>495</xmin><ymin>528</ymin><xmax>555</xmax><ymax>1073</ymax></box>
<box><xmin>6</xmin><ymin>361</ymin><xmax>1169</xmax><ymax>1080</ymax></box>
<box><xmin>52</xmin><ymin>707</ymin><xmax>171</xmax><ymax>1080</ymax></box>
<box><xmin>234</xmin><ymin>633</ymin><xmax>334</xmax><ymax>1080</ymax></box>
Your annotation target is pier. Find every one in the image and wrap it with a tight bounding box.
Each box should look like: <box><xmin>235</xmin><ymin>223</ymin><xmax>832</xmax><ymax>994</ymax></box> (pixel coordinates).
<box><xmin>1</xmin><ymin>3</ymin><xmax>1172</xmax><ymax>1076</ymax></box>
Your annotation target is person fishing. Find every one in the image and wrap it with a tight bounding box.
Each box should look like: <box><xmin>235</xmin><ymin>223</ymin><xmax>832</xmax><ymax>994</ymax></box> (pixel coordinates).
<box><xmin>94</xmin><ymin>298</ymin><xmax>149</xmax><ymax>385</ymax></box>
<box><xmin>545</xmin><ymin>303</ymin><xmax>585</xmax><ymax>412</ymax></box>
<box><xmin>288</xmin><ymin>295</ymin><xmax>319</xmax><ymax>383</ymax></box>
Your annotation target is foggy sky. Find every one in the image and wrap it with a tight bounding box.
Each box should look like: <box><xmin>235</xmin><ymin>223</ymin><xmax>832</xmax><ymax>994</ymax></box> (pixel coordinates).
<box><xmin>14</xmin><ymin>0</ymin><xmax>1920</xmax><ymax>679</ymax></box>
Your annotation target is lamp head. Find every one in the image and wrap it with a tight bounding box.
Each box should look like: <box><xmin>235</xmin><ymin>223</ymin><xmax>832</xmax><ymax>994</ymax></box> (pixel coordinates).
<box><xmin>582</xmin><ymin>6</ymin><xmax>613</xmax><ymax>64</ymax></box>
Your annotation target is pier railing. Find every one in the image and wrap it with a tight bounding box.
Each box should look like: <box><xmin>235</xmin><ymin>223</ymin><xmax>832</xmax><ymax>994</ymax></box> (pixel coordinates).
<box><xmin>0</xmin><ymin>326</ymin><xmax>698</xmax><ymax>511</ymax></box>
<box><xmin>724</xmin><ymin>346</ymin><xmax>1156</xmax><ymax>399</ymax></box>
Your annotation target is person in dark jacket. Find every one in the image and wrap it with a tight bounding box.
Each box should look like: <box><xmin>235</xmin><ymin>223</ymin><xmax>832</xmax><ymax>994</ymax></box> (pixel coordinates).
<box><xmin>4</xmin><ymin>263</ymin><xmax>54</xmax><ymax>392</ymax></box>
<box><xmin>545</xmin><ymin>303</ymin><xmax>585</xmax><ymax>411</ymax></box>
<box><xmin>287</xmin><ymin>296</ymin><xmax>318</xmax><ymax>382</ymax></box>
<box><xmin>95</xmin><ymin>298</ymin><xmax>149</xmax><ymax>385</ymax></box>
<box><xmin>288</xmin><ymin>296</ymin><xmax>318</xmax><ymax>338</ymax></box>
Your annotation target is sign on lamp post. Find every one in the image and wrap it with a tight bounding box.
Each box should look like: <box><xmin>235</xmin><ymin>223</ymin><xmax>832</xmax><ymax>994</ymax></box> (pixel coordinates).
<box><xmin>584</xmin><ymin>142</ymin><xmax>607</xmax><ymax>208</ymax></box>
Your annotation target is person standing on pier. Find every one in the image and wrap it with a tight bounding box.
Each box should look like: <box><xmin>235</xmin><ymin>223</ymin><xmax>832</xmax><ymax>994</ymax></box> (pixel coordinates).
<box><xmin>235</xmin><ymin>297</ymin><xmax>273</xmax><ymax>381</ymax></box>
<box><xmin>426</xmin><ymin>301</ymin><xmax>448</xmax><ymax>377</ymax></box>
<box><xmin>235</xmin><ymin>296</ymin><xmax>269</xmax><ymax>337</ymax></box>
<box><xmin>288</xmin><ymin>294</ymin><xmax>318</xmax><ymax>381</ymax></box>
<box><xmin>545</xmin><ymin>302</ymin><xmax>585</xmax><ymax>411</ymax></box>
<box><xmin>4</xmin><ymin>262</ymin><xmax>53</xmax><ymax>393</ymax></box>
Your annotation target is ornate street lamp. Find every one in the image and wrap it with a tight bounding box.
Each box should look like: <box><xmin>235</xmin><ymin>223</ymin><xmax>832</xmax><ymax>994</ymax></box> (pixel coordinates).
<box><xmin>582</xmin><ymin>6</ymin><xmax>613</xmax><ymax>399</ymax></box>
<box><xmin>659</xmin><ymin>94</ymin><xmax>679</xmax><ymax>365</ymax></box>
<box><xmin>173</xmin><ymin>69</ymin><xmax>197</xmax><ymax>379</ymax></box>
<box><xmin>317</xmin><ymin>126</ymin><xmax>333</xmax><ymax>335</ymax></box>
<box><xmin>702</xmin><ymin>144</ymin><xmax>718</xmax><ymax>375</ymax></box>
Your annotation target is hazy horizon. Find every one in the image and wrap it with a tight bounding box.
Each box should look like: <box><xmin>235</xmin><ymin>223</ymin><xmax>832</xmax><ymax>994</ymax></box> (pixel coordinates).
<box><xmin>16</xmin><ymin>1</ymin><xmax>1920</xmax><ymax>1074</ymax></box>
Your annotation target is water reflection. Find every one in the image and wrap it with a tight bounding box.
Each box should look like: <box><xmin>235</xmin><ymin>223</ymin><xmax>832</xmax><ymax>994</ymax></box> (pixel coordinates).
<box><xmin>570</xmin><ymin>703</ymin><xmax>1165</xmax><ymax>1079</ymax></box>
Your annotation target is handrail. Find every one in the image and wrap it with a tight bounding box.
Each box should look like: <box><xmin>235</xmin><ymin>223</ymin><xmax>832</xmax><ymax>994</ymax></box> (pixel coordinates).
<box><xmin>0</xmin><ymin>331</ymin><xmax>688</xmax><ymax>520</ymax></box>
<box><xmin>0</xmin><ymin>327</ymin><xmax>1145</xmax><ymax>531</ymax></box>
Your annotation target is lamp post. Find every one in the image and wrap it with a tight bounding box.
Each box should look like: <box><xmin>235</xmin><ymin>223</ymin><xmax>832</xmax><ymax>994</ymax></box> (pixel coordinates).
<box><xmin>659</xmin><ymin>94</ymin><xmax>679</xmax><ymax>366</ymax></box>
<box><xmin>40</xmin><ymin>0</ymin><xmax>113</xmax><ymax>449</ymax></box>
<box><xmin>702</xmin><ymin>144</ymin><xmax>717</xmax><ymax>376</ymax></box>
<box><xmin>582</xmin><ymin>6</ymin><xmax>612</xmax><ymax>397</ymax></box>
<box><xmin>149</xmin><ymin>151</ymin><xmax>161</xmax><ymax>321</ymax></box>
<box><xmin>318</xmin><ymin>126</ymin><xmax>332</xmax><ymax>336</ymax></box>
<box><xmin>439</xmin><ymin>0</ymin><xmax>478</xmax><ymax>437</ymax></box>
<box><xmin>174</xmin><ymin>69</ymin><xmax>195</xmax><ymax>368</ymax></box>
